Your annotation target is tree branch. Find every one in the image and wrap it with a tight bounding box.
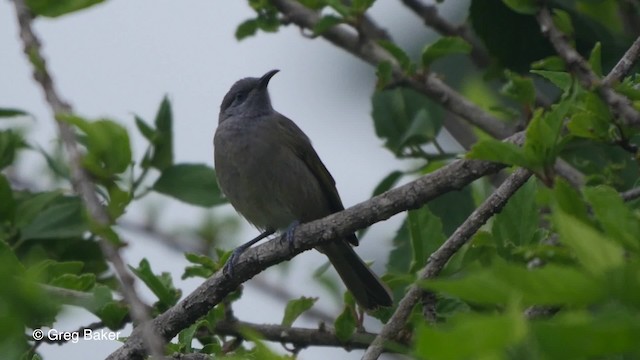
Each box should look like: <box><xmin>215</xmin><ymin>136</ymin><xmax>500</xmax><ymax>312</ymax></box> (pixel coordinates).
<box><xmin>107</xmin><ymin>132</ymin><xmax>525</xmax><ymax>360</ymax></box>
<box><xmin>12</xmin><ymin>1</ymin><xmax>164</xmax><ymax>358</ymax></box>
<box><xmin>270</xmin><ymin>0</ymin><xmax>584</xmax><ymax>188</ymax></box>
<box><xmin>362</xmin><ymin>168</ymin><xmax>533</xmax><ymax>360</ymax></box>
<box><xmin>210</xmin><ymin>319</ymin><xmax>396</xmax><ymax>351</ymax></box>
<box><xmin>536</xmin><ymin>7</ymin><xmax>640</xmax><ymax>128</ymax></box>
<box><xmin>603</xmin><ymin>34</ymin><xmax>640</xmax><ymax>85</ymax></box>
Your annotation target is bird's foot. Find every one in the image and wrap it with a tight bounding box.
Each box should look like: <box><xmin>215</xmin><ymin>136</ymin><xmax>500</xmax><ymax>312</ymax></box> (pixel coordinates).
<box><xmin>223</xmin><ymin>229</ymin><xmax>275</xmax><ymax>277</ymax></box>
<box><xmin>284</xmin><ymin>220</ymin><xmax>300</xmax><ymax>252</ymax></box>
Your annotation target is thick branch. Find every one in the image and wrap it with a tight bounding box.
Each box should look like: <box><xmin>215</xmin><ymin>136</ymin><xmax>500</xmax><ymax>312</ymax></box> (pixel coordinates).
<box><xmin>107</xmin><ymin>132</ymin><xmax>525</xmax><ymax>360</ymax></box>
<box><xmin>362</xmin><ymin>168</ymin><xmax>532</xmax><ymax>359</ymax></box>
<box><xmin>12</xmin><ymin>1</ymin><xmax>164</xmax><ymax>358</ymax></box>
<box><xmin>536</xmin><ymin>7</ymin><xmax>640</xmax><ymax>128</ymax></box>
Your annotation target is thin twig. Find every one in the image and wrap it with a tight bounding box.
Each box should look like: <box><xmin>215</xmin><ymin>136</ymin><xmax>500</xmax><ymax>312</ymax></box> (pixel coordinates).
<box><xmin>537</xmin><ymin>7</ymin><xmax>640</xmax><ymax>128</ymax></box>
<box><xmin>11</xmin><ymin>1</ymin><xmax>164</xmax><ymax>358</ymax></box>
<box><xmin>603</xmin><ymin>35</ymin><xmax>640</xmax><ymax>85</ymax></box>
<box><xmin>362</xmin><ymin>169</ymin><xmax>532</xmax><ymax>359</ymax></box>
<box><xmin>621</xmin><ymin>186</ymin><xmax>640</xmax><ymax>202</ymax></box>
<box><xmin>210</xmin><ymin>319</ymin><xmax>396</xmax><ymax>351</ymax></box>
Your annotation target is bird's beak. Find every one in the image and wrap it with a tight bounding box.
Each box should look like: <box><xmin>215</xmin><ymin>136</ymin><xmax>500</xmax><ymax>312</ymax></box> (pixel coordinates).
<box><xmin>258</xmin><ymin>69</ymin><xmax>280</xmax><ymax>89</ymax></box>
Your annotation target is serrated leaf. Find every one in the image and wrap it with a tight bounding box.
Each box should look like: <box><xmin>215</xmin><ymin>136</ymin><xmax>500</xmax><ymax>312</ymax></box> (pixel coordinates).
<box><xmin>421</xmin><ymin>36</ymin><xmax>471</xmax><ymax>67</ymax></box>
<box><xmin>281</xmin><ymin>297</ymin><xmax>318</xmax><ymax>327</ymax></box>
<box><xmin>154</xmin><ymin>163</ymin><xmax>225</xmax><ymax>207</ymax></box>
<box><xmin>129</xmin><ymin>258</ymin><xmax>180</xmax><ymax>310</ymax></box>
<box><xmin>552</xmin><ymin>179</ymin><xmax>589</xmax><ymax>224</ymax></box>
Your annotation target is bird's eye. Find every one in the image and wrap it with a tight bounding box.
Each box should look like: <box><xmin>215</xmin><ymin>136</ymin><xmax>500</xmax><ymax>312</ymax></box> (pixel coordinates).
<box><xmin>234</xmin><ymin>91</ymin><xmax>247</xmax><ymax>104</ymax></box>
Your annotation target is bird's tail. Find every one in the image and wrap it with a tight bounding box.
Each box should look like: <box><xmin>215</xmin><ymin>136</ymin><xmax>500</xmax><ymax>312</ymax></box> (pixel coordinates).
<box><xmin>319</xmin><ymin>240</ymin><xmax>393</xmax><ymax>310</ymax></box>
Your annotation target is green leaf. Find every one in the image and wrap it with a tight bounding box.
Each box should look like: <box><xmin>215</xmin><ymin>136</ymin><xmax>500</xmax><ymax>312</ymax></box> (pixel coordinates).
<box><xmin>588</xmin><ymin>42</ymin><xmax>602</xmax><ymax>77</ymax></box>
<box><xmin>375</xmin><ymin>61</ymin><xmax>393</xmax><ymax>89</ymax></box>
<box><xmin>178</xmin><ymin>323</ymin><xmax>198</xmax><ymax>353</ymax></box>
<box><xmin>0</xmin><ymin>108</ymin><xmax>28</xmax><ymax>118</ymax></box>
<box><xmin>281</xmin><ymin>297</ymin><xmax>318</xmax><ymax>327</ymax></box>
<box><xmin>552</xmin><ymin>9</ymin><xmax>574</xmax><ymax>37</ymax></box>
<box><xmin>552</xmin><ymin>178</ymin><xmax>589</xmax><ymax>223</ymax></box>
<box><xmin>584</xmin><ymin>186</ymin><xmax>640</xmax><ymax>251</ymax></box>
<box><xmin>466</xmin><ymin>139</ymin><xmax>530</xmax><ymax>168</ymax></box>
<box><xmin>182</xmin><ymin>252</ymin><xmax>218</xmax><ymax>280</ymax></box>
<box><xmin>60</xmin><ymin>115</ymin><xmax>132</xmax><ymax>178</ymax></box>
<box><xmin>50</xmin><ymin>273</ymin><xmax>96</xmax><ymax>291</ymax></box>
<box><xmin>129</xmin><ymin>258</ymin><xmax>180</xmax><ymax>310</ymax></box>
<box><xmin>352</xmin><ymin>0</ymin><xmax>375</xmax><ymax>13</ymax></box>
<box><xmin>0</xmin><ymin>175</ymin><xmax>16</xmax><ymax>223</ymax></box>
<box><xmin>414</xmin><ymin>306</ymin><xmax>526</xmax><ymax>360</ymax></box>
<box><xmin>235</xmin><ymin>19</ymin><xmax>259</xmax><ymax>40</ymax></box>
<box><xmin>501</xmin><ymin>70</ymin><xmax>535</xmax><ymax>106</ymax></box>
<box><xmin>13</xmin><ymin>191</ymin><xmax>62</xmax><ymax>227</ymax></box>
<box><xmin>532</xmin><ymin>310</ymin><xmax>640</xmax><ymax>358</ymax></box>
<box><xmin>372</xmin><ymin>171</ymin><xmax>403</xmax><ymax>197</ymax></box>
<box><xmin>421</xmin><ymin>36</ymin><xmax>471</xmax><ymax>67</ymax></box>
<box><xmin>313</xmin><ymin>15</ymin><xmax>343</xmax><ymax>35</ymax></box>
<box><xmin>378</xmin><ymin>40</ymin><xmax>413</xmax><ymax>73</ymax></box>
<box><xmin>553</xmin><ymin>211</ymin><xmax>625</xmax><ymax>275</ymax></box>
<box><xmin>25</xmin><ymin>0</ymin><xmax>104</xmax><ymax>17</ymax></box>
<box><xmin>531</xmin><ymin>56</ymin><xmax>566</xmax><ymax>71</ymax></box>
<box><xmin>0</xmin><ymin>130</ymin><xmax>26</xmax><ymax>170</ymax></box>
<box><xmin>134</xmin><ymin>115</ymin><xmax>156</xmax><ymax>142</ymax></box>
<box><xmin>492</xmin><ymin>178</ymin><xmax>538</xmax><ymax>253</ymax></box>
<box><xmin>89</xmin><ymin>285</ymin><xmax>128</xmax><ymax>329</ymax></box>
<box><xmin>501</xmin><ymin>0</ymin><xmax>539</xmax><ymax>14</ymax></box>
<box><xmin>531</xmin><ymin>70</ymin><xmax>572</xmax><ymax>91</ymax></box>
<box><xmin>19</xmin><ymin>197</ymin><xmax>88</xmax><ymax>241</ymax></box>
<box><xmin>422</xmin><ymin>262</ymin><xmax>604</xmax><ymax>306</ymax></box>
<box><xmin>151</xmin><ymin>96</ymin><xmax>173</xmax><ymax>171</ymax></box>
<box><xmin>408</xmin><ymin>206</ymin><xmax>445</xmax><ymax>272</ymax></box>
<box><xmin>371</xmin><ymin>88</ymin><xmax>443</xmax><ymax>155</ymax></box>
<box><xmin>153</xmin><ymin>163</ymin><xmax>225</xmax><ymax>207</ymax></box>
<box><xmin>334</xmin><ymin>306</ymin><xmax>356</xmax><ymax>341</ymax></box>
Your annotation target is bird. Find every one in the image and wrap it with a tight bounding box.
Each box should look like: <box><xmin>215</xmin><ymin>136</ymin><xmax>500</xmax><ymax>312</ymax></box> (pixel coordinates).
<box><xmin>213</xmin><ymin>69</ymin><xmax>392</xmax><ymax>310</ymax></box>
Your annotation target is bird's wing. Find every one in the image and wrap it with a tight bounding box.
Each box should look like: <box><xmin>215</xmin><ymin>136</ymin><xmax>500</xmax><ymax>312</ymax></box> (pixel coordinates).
<box><xmin>274</xmin><ymin>113</ymin><xmax>358</xmax><ymax>246</ymax></box>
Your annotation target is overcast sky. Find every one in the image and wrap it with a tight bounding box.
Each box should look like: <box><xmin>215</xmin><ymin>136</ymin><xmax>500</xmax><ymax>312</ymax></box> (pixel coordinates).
<box><xmin>1</xmin><ymin>1</ymin><xmax>466</xmax><ymax>358</ymax></box>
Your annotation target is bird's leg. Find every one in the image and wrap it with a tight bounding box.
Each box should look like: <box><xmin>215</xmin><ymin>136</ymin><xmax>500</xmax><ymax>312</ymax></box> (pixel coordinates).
<box><xmin>224</xmin><ymin>228</ymin><xmax>275</xmax><ymax>277</ymax></box>
<box><xmin>284</xmin><ymin>220</ymin><xmax>300</xmax><ymax>252</ymax></box>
